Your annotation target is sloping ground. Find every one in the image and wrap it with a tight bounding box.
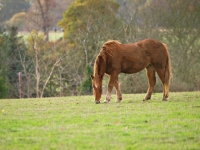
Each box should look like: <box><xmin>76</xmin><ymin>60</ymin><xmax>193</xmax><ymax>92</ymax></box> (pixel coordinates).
<box><xmin>1</xmin><ymin>92</ymin><xmax>200</xmax><ymax>150</ymax></box>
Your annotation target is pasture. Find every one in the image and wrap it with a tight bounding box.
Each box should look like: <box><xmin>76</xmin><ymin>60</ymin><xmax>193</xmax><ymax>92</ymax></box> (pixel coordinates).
<box><xmin>1</xmin><ymin>92</ymin><xmax>200</xmax><ymax>150</ymax></box>
<box><xmin>18</xmin><ymin>31</ymin><xmax>63</xmax><ymax>41</ymax></box>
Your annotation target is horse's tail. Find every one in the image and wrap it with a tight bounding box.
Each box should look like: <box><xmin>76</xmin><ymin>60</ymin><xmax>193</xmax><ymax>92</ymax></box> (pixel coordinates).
<box><xmin>162</xmin><ymin>43</ymin><xmax>172</xmax><ymax>98</ymax></box>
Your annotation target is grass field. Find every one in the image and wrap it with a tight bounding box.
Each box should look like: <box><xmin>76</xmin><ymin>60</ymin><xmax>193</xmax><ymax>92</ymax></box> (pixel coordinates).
<box><xmin>18</xmin><ymin>31</ymin><xmax>63</xmax><ymax>41</ymax></box>
<box><xmin>1</xmin><ymin>92</ymin><xmax>200</xmax><ymax>150</ymax></box>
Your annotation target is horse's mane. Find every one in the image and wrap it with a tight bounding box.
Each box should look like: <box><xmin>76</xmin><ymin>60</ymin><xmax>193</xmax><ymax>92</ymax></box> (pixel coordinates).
<box><xmin>104</xmin><ymin>40</ymin><xmax>121</xmax><ymax>45</ymax></box>
<box><xmin>93</xmin><ymin>40</ymin><xmax>121</xmax><ymax>76</ymax></box>
<box><xmin>100</xmin><ymin>40</ymin><xmax>121</xmax><ymax>57</ymax></box>
<box><xmin>94</xmin><ymin>54</ymin><xmax>105</xmax><ymax>76</ymax></box>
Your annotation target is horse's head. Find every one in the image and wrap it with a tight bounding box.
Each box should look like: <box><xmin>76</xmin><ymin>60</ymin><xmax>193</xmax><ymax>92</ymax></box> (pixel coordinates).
<box><xmin>91</xmin><ymin>74</ymin><xmax>103</xmax><ymax>104</ymax></box>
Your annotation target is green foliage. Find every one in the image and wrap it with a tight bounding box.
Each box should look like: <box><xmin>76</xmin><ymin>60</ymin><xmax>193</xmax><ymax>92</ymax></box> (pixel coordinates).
<box><xmin>58</xmin><ymin>0</ymin><xmax>122</xmax><ymax>68</ymax></box>
<box><xmin>58</xmin><ymin>0</ymin><xmax>120</xmax><ymax>42</ymax></box>
<box><xmin>78</xmin><ymin>66</ymin><xmax>93</xmax><ymax>95</ymax></box>
<box><xmin>0</xmin><ymin>26</ymin><xmax>26</xmax><ymax>98</ymax></box>
<box><xmin>0</xmin><ymin>92</ymin><xmax>200</xmax><ymax>149</ymax></box>
<box><xmin>120</xmin><ymin>71</ymin><xmax>148</xmax><ymax>94</ymax></box>
<box><xmin>57</xmin><ymin>0</ymin><xmax>122</xmax><ymax>96</ymax></box>
<box><xmin>152</xmin><ymin>0</ymin><xmax>200</xmax><ymax>90</ymax></box>
<box><xmin>0</xmin><ymin>76</ymin><xmax>7</xmax><ymax>98</ymax></box>
<box><xmin>25</xmin><ymin>30</ymin><xmax>66</xmax><ymax>97</ymax></box>
<box><xmin>1</xmin><ymin>0</ymin><xmax>200</xmax><ymax>98</ymax></box>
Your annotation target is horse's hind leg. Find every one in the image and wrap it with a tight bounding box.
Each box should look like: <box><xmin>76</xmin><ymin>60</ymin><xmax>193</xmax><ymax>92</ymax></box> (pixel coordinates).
<box><xmin>156</xmin><ymin>68</ymin><xmax>168</xmax><ymax>101</ymax></box>
<box><xmin>144</xmin><ymin>65</ymin><xmax>156</xmax><ymax>101</ymax></box>
<box><xmin>114</xmin><ymin>77</ymin><xmax>122</xmax><ymax>103</ymax></box>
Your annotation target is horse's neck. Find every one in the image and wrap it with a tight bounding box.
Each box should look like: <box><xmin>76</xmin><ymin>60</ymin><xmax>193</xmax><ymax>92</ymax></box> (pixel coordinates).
<box><xmin>94</xmin><ymin>53</ymin><xmax>106</xmax><ymax>77</ymax></box>
<box><xmin>95</xmin><ymin>67</ymin><xmax>105</xmax><ymax>77</ymax></box>
<box><xmin>95</xmin><ymin>64</ymin><xmax>105</xmax><ymax>77</ymax></box>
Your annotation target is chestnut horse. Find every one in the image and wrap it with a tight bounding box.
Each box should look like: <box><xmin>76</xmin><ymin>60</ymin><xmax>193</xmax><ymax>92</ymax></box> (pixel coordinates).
<box><xmin>91</xmin><ymin>39</ymin><xmax>171</xmax><ymax>104</ymax></box>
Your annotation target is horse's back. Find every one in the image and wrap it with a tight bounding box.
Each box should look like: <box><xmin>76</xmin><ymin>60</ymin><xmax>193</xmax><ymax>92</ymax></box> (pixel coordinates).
<box><xmin>136</xmin><ymin>39</ymin><xmax>164</xmax><ymax>51</ymax></box>
<box><xmin>136</xmin><ymin>39</ymin><xmax>168</xmax><ymax>69</ymax></box>
<box><xmin>103</xmin><ymin>39</ymin><xmax>169</xmax><ymax>74</ymax></box>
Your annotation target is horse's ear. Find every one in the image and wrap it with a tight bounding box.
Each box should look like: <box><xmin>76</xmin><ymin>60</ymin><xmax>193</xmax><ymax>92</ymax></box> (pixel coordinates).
<box><xmin>90</xmin><ymin>75</ymin><xmax>94</xmax><ymax>80</ymax></box>
<box><xmin>137</xmin><ymin>43</ymin><xmax>143</xmax><ymax>48</ymax></box>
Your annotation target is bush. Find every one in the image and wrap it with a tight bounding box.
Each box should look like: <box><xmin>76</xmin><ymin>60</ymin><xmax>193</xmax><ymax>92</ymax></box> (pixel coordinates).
<box><xmin>78</xmin><ymin>66</ymin><xmax>93</xmax><ymax>95</ymax></box>
<box><xmin>0</xmin><ymin>76</ymin><xmax>7</xmax><ymax>98</ymax></box>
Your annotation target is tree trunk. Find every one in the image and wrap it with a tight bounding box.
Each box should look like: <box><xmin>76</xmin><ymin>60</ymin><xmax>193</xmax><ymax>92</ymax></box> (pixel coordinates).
<box><xmin>34</xmin><ymin>42</ymin><xmax>40</xmax><ymax>98</ymax></box>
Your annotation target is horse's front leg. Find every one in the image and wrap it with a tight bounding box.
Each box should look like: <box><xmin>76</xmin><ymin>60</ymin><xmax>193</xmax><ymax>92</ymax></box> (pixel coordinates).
<box><xmin>104</xmin><ymin>73</ymin><xmax>122</xmax><ymax>103</ymax></box>
<box><xmin>104</xmin><ymin>75</ymin><xmax>113</xmax><ymax>103</ymax></box>
<box><xmin>104</xmin><ymin>84</ymin><xmax>113</xmax><ymax>103</ymax></box>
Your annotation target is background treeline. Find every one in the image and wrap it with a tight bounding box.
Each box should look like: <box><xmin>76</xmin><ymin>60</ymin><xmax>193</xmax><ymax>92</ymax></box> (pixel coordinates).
<box><xmin>0</xmin><ymin>0</ymin><xmax>199</xmax><ymax>98</ymax></box>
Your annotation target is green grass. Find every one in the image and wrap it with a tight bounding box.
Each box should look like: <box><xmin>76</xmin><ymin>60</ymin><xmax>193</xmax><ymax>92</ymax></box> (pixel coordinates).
<box><xmin>1</xmin><ymin>92</ymin><xmax>200</xmax><ymax>150</ymax></box>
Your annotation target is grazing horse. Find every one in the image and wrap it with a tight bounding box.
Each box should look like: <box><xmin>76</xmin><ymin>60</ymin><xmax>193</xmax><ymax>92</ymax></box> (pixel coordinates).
<box><xmin>91</xmin><ymin>39</ymin><xmax>172</xmax><ymax>104</ymax></box>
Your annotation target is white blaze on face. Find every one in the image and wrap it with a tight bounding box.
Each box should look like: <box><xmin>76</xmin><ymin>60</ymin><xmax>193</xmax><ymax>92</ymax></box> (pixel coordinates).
<box><xmin>95</xmin><ymin>83</ymin><xmax>98</xmax><ymax>88</ymax></box>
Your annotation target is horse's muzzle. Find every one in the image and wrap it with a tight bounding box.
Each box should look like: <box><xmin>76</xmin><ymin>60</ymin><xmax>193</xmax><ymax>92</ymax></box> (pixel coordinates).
<box><xmin>94</xmin><ymin>100</ymin><xmax>100</xmax><ymax>104</ymax></box>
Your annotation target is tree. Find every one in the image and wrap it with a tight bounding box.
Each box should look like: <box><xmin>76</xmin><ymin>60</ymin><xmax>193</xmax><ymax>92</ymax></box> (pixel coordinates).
<box><xmin>58</xmin><ymin>0</ymin><xmax>122</xmax><ymax>94</ymax></box>
<box><xmin>58</xmin><ymin>0</ymin><xmax>121</xmax><ymax>65</ymax></box>
<box><xmin>6</xmin><ymin>12</ymin><xmax>27</xmax><ymax>30</ymax></box>
<box><xmin>25</xmin><ymin>30</ymin><xmax>67</xmax><ymax>97</ymax></box>
<box><xmin>147</xmin><ymin>0</ymin><xmax>200</xmax><ymax>90</ymax></box>
<box><xmin>25</xmin><ymin>0</ymin><xmax>57</xmax><ymax>42</ymax></box>
<box><xmin>0</xmin><ymin>26</ymin><xmax>27</xmax><ymax>98</ymax></box>
<box><xmin>0</xmin><ymin>76</ymin><xmax>7</xmax><ymax>98</ymax></box>
<box><xmin>116</xmin><ymin>0</ymin><xmax>200</xmax><ymax>92</ymax></box>
<box><xmin>22</xmin><ymin>0</ymin><xmax>73</xmax><ymax>41</ymax></box>
<box><xmin>78</xmin><ymin>65</ymin><xmax>93</xmax><ymax>95</ymax></box>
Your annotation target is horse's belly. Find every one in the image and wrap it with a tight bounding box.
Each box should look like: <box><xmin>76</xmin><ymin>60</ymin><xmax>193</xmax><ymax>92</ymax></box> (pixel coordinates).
<box><xmin>121</xmin><ymin>66</ymin><xmax>144</xmax><ymax>73</ymax></box>
<box><xmin>121</xmin><ymin>60</ymin><xmax>149</xmax><ymax>74</ymax></box>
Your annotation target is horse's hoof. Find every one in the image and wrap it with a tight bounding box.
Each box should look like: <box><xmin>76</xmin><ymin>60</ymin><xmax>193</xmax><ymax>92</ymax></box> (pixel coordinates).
<box><xmin>143</xmin><ymin>97</ymin><xmax>151</xmax><ymax>101</ymax></box>
<box><xmin>94</xmin><ymin>101</ymin><xmax>100</xmax><ymax>104</ymax></box>
<box><xmin>142</xmin><ymin>99</ymin><xmax>150</xmax><ymax>102</ymax></box>
<box><xmin>104</xmin><ymin>100</ymin><xmax>110</xmax><ymax>103</ymax></box>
